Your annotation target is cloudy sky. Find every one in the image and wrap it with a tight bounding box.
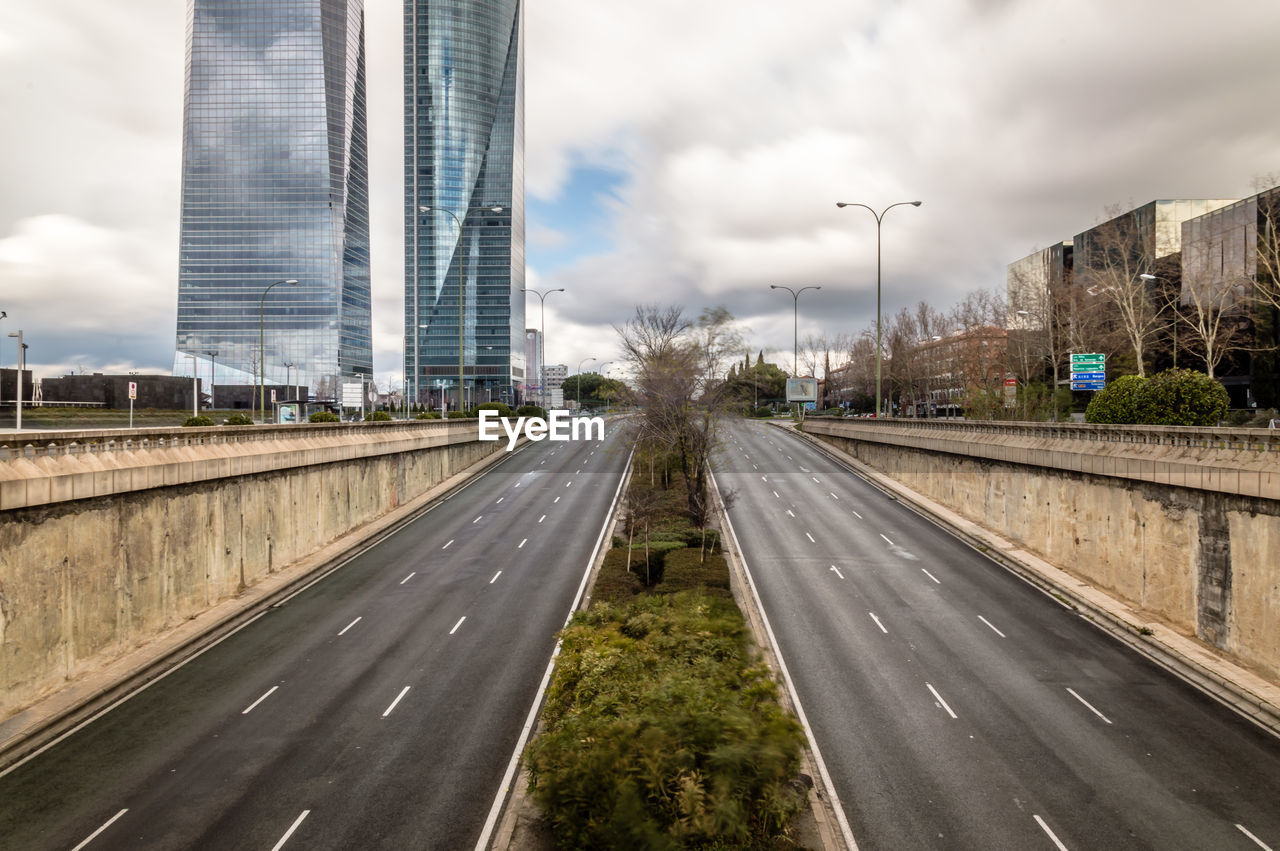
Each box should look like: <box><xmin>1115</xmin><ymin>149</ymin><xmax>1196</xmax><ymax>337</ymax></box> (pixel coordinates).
<box><xmin>3</xmin><ymin>0</ymin><xmax>1279</xmax><ymax>385</ymax></box>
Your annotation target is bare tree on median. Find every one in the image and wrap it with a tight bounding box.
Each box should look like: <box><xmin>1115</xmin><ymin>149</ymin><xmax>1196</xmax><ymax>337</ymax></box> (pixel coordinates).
<box><xmin>616</xmin><ymin>304</ymin><xmax>742</xmax><ymax>526</ymax></box>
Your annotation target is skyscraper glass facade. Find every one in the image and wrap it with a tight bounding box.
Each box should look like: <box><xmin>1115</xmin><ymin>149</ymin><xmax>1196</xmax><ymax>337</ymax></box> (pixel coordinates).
<box><xmin>175</xmin><ymin>0</ymin><xmax>372</xmax><ymax>399</ymax></box>
<box><xmin>405</xmin><ymin>0</ymin><xmax>525</xmax><ymax>407</ymax></box>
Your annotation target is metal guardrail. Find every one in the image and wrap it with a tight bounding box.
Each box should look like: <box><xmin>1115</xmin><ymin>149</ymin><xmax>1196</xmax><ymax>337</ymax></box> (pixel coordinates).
<box><xmin>0</xmin><ymin>419</ymin><xmax>468</xmax><ymax>462</ymax></box>
<box><xmin>802</xmin><ymin>417</ymin><xmax>1280</xmax><ymax>453</ymax></box>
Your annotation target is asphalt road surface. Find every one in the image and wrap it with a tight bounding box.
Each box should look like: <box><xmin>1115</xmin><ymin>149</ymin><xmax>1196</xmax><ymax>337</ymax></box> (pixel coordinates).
<box><xmin>0</xmin><ymin>422</ymin><xmax>631</xmax><ymax>850</ymax></box>
<box><xmin>715</xmin><ymin>419</ymin><xmax>1280</xmax><ymax>851</ymax></box>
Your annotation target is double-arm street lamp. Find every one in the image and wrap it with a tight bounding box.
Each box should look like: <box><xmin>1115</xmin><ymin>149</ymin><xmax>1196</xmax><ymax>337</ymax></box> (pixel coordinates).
<box><xmin>769</xmin><ymin>285</ymin><xmax>821</xmax><ymax>377</ymax></box>
<box><xmin>521</xmin><ymin>286</ymin><xmax>565</xmax><ymax>407</ymax></box>
<box><xmin>418</xmin><ymin>204</ymin><xmax>504</xmax><ymax>410</ymax></box>
<box><xmin>259</xmin><ymin>278</ymin><xmax>298</xmax><ymax>422</ymax></box>
<box><xmin>836</xmin><ymin>200</ymin><xmax>922</xmax><ymax>417</ymax></box>
<box><xmin>770</xmin><ymin>285</ymin><xmax>820</xmax><ymax>417</ymax></box>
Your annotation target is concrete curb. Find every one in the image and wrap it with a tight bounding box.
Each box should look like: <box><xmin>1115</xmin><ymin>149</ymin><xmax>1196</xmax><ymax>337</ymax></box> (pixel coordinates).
<box><xmin>0</xmin><ymin>440</ymin><xmax>524</xmax><ymax>775</ymax></box>
<box><xmin>782</xmin><ymin>421</ymin><xmax>1280</xmax><ymax>740</ymax></box>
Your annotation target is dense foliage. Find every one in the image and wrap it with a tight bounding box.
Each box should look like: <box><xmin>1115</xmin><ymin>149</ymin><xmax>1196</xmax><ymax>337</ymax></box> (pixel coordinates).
<box><xmin>527</xmin><ymin>593</ymin><xmax>807</xmax><ymax>850</ymax></box>
<box><xmin>308</xmin><ymin>411</ymin><xmax>340</xmax><ymax>423</ymax></box>
<box><xmin>415</xmin><ymin>411</ymin><xmax>441</xmax><ymax>419</ymax></box>
<box><xmin>223</xmin><ymin>413</ymin><xmax>255</xmax><ymax>426</ymax></box>
<box><xmin>1086</xmin><ymin>369</ymin><xmax>1228</xmax><ymax>426</ymax></box>
<box><xmin>181</xmin><ymin>415</ymin><xmax>215</xmax><ymax>427</ymax></box>
<box><xmin>516</xmin><ymin>403</ymin><xmax>547</xmax><ymax>418</ymax></box>
<box><xmin>1083</xmin><ymin>374</ymin><xmax>1147</xmax><ymax>424</ymax></box>
<box><xmin>468</xmin><ymin>401</ymin><xmax>513</xmax><ymax>417</ymax></box>
<box><xmin>364</xmin><ymin>410</ymin><xmax>393</xmax><ymax>421</ymax></box>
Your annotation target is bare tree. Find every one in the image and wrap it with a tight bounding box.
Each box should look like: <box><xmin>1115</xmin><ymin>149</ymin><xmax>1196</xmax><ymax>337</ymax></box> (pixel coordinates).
<box><xmin>1076</xmin><ymin>207</ymin><xmax>1164</xmax><ymax>376</ymax></box>
<box><xmin>615</xmin><ymin>304</ymin><xmax>738</xmax><ymax>526</ymax></box>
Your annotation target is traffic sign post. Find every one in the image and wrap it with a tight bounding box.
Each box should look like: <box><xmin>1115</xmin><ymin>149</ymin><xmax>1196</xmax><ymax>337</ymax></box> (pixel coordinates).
<box><xmin>1069</xmin><ymin>354</ymin><xmax>1106</xmax><ymax>393</ymax></box>
<box><xmin>128</xmin><ymin>381</ymin><xmax>137</xmax><ymax>428</ymax></box>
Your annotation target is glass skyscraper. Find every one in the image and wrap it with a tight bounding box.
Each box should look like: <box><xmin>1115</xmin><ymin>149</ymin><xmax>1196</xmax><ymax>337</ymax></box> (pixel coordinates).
<box><xmin>175</xmin><ymin>0</ymin><xmax>372</xmax><ymax>399</ymax></box>
<box><xmin>405</xmin><ymin>0</ymin><xmax>525</xmax><ymax>408</ymax></box>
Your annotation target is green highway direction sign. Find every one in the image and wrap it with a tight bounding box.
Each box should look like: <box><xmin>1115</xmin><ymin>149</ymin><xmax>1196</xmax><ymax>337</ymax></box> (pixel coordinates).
<box><xmin>1070</xmin><ymin>353</ymin><xmax>1106</xmax><ymax>391</ymax></box>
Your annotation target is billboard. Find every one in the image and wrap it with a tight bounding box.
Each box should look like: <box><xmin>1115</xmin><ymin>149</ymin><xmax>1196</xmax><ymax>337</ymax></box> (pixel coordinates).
<box><xmin>786</xmin><ymin>378</ymin><xmax>818</xmax><ymax>402</ymax></box>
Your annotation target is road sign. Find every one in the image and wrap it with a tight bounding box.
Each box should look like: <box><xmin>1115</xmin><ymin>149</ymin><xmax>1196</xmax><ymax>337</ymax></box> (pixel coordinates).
<box><xmin>1070</xmin><ymin>353</ymin><xmax>1105</xmax><ymax>366</ymax></box>
<box><xmin>1071</xmin><ymin>380</ymin><xmax>1105</xmax><ymax>391</ymax></box>
<box><xmin>128</xmin><ymin>381</ymin><xmax>137</xmax><ymax>400</ymax></box>
<box><xmin>1070</xmin><ymin>371</ymin><xmax>1106</xmax><ymax>381</ymax></box>
<box><xmin>341</xmin><ymin>383</ymin><xmax>362</xmax><ymax>407</ymax></box>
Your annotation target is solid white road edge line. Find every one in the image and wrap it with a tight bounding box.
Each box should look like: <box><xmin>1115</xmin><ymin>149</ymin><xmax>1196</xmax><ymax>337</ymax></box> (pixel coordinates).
<box><xmin>977</xmin><ymin>615</ymin><xmax>1006</xmax><ymax>638</ymax></box>
<box><xmin>337</xmin><ymin>616</ymin><xmax>362</xmax><ymax>636</ymax></box>
<box><xmin>382</xmin><ymin>686</ymin><xmax>411</xmax><ymax>718</ymax></box>
<box><xmin>1033</xmin><ymin>814</ymin><xmax>1070</xmax><ymax>851</ymax></box>
<box><xmin>473</xmin><ymin>444</ymin><xmax>635</xmax><ymax>851</ymax></box>
<box><xmin>242</xmin><ymin>685</ymin><xmax>279</xmax><ymax>715</ymax></box>
<box><xmin>70</xmin><ymin>808</ymin><xmax>128</xmax><ymax>851</ymax></box>
<box><xmin>270</xmin><ymin>810</ymin><xmax>311</xmax><ymax>851</ymax></box>
<box><xmin>926</xmin><ymin>682</ymin><xmax>958</xmax><ymax>719</ymax></box>
<box><xmin>1237</xmin><ymin>823</ymin><xmax>1274</xmax><ymax>850</ymax></box>
<box><xmin>1066</xmin><ymin>687</ymin><xmax>1113</xmax><ymax>725</ymax></box>
<box><xmin>708</xmin><ymin>466</ymin><xmax>860</xmax><ymax>851</ymax></box>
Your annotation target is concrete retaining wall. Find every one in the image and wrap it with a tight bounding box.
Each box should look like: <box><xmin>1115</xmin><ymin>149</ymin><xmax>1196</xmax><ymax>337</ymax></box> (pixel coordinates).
<box><xmin>0</xmin><ymin>421</ymin><xmax>500</xmax><ymax>719</ymax></box>
<box><xmin>801</xmin><ymin>419</ymin><xmax>1280</xmax><ymax>682</ymax></box>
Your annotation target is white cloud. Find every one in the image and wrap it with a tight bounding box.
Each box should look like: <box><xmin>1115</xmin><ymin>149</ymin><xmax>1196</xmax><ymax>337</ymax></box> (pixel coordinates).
<box><xmin>5</xmin><ymin>0</ymin><xmax>1280</xmax><ymax>384</ymax></box>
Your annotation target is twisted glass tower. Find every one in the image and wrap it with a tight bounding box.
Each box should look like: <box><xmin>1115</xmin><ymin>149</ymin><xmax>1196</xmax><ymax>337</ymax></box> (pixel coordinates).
<box><xmin>175</xmin><ymin>0</ymin><xmax>372</xmax><ymax>399</ymax></box>
<box><xmin>405</xmin><ymin>0</ymin><xmax>525</xmax><ymax>408</ymax></box>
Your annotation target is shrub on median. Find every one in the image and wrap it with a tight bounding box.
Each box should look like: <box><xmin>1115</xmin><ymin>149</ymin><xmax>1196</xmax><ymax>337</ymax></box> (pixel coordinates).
<box><xmin>527</xmin><ymin>593</ymin><xmax>807</xmax><ymax>849</ymax></box>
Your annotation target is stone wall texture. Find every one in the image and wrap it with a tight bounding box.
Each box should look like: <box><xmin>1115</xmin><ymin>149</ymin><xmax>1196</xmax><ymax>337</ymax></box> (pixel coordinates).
<box><xmin>801</xmin><ymin>419</ymin><xmax>1280</xmax><ymax>683</ymax></box>
<box><xmin>0</xmin><ymin>421</ymin><xmax>499</xmax><ymax>718</ymax></box>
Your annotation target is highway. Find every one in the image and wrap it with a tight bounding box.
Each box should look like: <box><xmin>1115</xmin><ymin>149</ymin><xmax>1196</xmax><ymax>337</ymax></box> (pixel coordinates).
<box><xmin>715</xmin><ymin>419</ymin><xmax>1280</xmax><ymax>851</ymax></box>
<box><xmin>0</xmin><ymin>422</ymin><xmax>632</xmax><ymax>850</ymax></box>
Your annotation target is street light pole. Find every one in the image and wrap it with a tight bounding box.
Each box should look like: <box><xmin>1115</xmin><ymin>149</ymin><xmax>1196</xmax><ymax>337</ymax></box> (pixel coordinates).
<box><xmin>578</xmin><ymin>355</ymin><xmax>596</xmax><ymax>401</ymax></box>
<box><xmin>6</xmin><ymin>329</ymin><xmax>22</xmax><ymax>430</ymax></box>
<box><xmin>836</xmin><ymin>200</ymin><xmax>922</xmax><ymax>417</ymax></box>
<box><xmin>521</xmin><ymin>287</ymin><xmax>565</xmax><ymax>408</ymax></box>
<box><xmin>769</xmin><ymin>285</ymin><xmax>821</xmax><ymax>377</ymax></box>
<box><xmin>419</xmin><ymin>204</ymin><xmax>504</xmax><ymax>411</ymax></box>
<box><xmin>769</xmin><ymin>285</ymin><xmax>820</xmax><ymax>419</ymax></box>
<box><xmin>184</xmin><ymin>353</ymin><xmax>198</xmax><ymax>418</ymax></box>
<box><xmin>259</xmin><ymin>278</ymin><xmax>299</xmax><ymax>423</ymax></box>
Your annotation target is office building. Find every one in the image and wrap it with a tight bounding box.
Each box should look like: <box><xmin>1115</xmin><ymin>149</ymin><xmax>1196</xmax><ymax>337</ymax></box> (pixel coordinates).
<box><xmin>174</xmin><ymin>0</ymin><xmax>373</xmax><ymax>400</ymax></box>
<box><xmin>405</xmin><ymin>0</ymin><xmax>525</xmax><ymax>409</ymax></box>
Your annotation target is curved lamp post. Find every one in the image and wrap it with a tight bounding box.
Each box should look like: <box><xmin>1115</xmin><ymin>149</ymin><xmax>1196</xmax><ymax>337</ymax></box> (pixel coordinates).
<box><xmin>521</xmin><ymin>287</ymin><xmax>565</xmax><ymax>407</ymax></box>
<box><xmin>574</xmin><ymin>356</ymin><xmax>596</xmax><ymax>403</ymax></box>
<box><xmin>836</xmin><ymin>200</ymin><xmax>921</xmax><ymax>417</ymax></box>
<box><xmin>419</xmin><ymin>204</ymin><xmax>504</xmax><ymax>410</ymax></box>
<box><xmin>259</xmin><ymin>278</ymin><xmax>298</xmax><ymax>422</ymax></box>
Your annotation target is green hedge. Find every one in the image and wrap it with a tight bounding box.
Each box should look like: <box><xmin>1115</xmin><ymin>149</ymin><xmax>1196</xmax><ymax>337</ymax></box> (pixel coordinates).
<box><xmin>182</xmin><ymin>415</ymin><xmax>215</xmax><ymax>427</ymax></box>
<box><xmin>415</xmin><ymin>411</ymin><xmax>441</xmax><ymax>419</ymax></box>
<box><xmin>364</xmin><ymin>410</ymin><xmax>393</xmax><ymax>421</ymax></box>
<box><xmin>223</xmin><ymin>413</ymin><xmax>254</xmax><ymax>426</ymax></box>
<box><xmin>527</xmin><ymin>593</ymin><xmax>806</xmax><ymax>849</ymax></box>
<box><xmin>656</xmin><ymin>548</ymin><xmax>732</xmax><ymax>597</ymax></box>
<box><xmin>1086</xmin><ymin>369</ymin><xmax>1229</xmax><ymax>426</ymax></box>
<box><xmin>516</xmin><ymin>403</ymin><xmax>547</xmax><ymax>419</ymax></box>
<box><xmin>469</xmin><ymin>401</ymin><xmax>513</xmax><ymax>417</ymax></box>
<box><xmin>309</xmin><ymin>411</ymin><xmax>340</xmax><ymax>423</ymax></box>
